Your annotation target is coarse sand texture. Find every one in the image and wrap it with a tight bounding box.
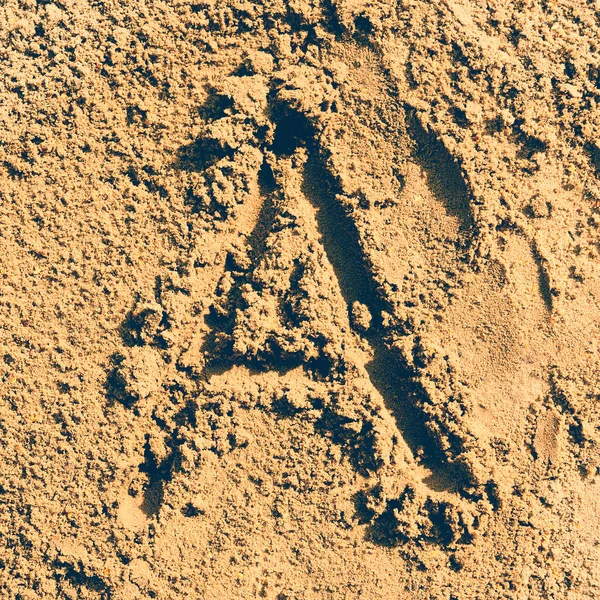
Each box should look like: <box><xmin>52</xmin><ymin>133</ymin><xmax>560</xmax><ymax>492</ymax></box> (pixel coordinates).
<box><xmin>1</xmin><ymin>1</ymin><xmax>600</xmax><ymax>598</ymax></box>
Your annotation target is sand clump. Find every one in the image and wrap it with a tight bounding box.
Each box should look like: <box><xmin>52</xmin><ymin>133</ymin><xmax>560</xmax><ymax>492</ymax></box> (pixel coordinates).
<box><xmin>1</xmin><ymin>0</ymin><xmax>600</xmax><ymax>598</ymax></box>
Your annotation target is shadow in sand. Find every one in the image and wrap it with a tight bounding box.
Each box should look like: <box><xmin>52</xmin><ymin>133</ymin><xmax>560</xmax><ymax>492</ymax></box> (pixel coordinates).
<box><xmin>405</xmin><ymin>106</ymin><xmax>474</xmax><ymax>231</ymax></box>
<box><xmin>300</xmin><ymin>147</ymin><xmax>463</xmax><ymax>494</ymax></box>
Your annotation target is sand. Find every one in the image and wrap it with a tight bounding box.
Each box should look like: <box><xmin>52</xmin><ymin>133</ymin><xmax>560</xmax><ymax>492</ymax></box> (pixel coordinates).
<box><xmin>1</xmin><ymin>0</ymin><xmax>600</xmax><ymax>598</ymax></box>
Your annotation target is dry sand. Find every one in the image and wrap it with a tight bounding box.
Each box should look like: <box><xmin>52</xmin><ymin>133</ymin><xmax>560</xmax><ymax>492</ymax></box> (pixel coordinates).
<box><xmin>2</xmin><ymin>0</ymin><xmax>600</xmax><ymax>598</ymax></box>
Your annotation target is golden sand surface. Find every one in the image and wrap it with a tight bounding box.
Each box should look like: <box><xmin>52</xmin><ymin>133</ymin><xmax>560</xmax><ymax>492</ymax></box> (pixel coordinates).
<box><xmin>1</xmin><ymin>1</ymin><xmax>600</xmax><ymax>597</ymax></box>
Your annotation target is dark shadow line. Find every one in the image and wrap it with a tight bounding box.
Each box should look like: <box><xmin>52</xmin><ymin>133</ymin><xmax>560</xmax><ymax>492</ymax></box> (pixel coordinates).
<box><xmin>301</xmin><ymin>149</ymin><xmax>461</xmax><ymax>493</ymax></box>
<box><xmin>404</xmin><ymin>106</ymin><xmax>475</xmax><ymax>231</ymax></box>
<box><xmin>246</xmin><ymin>160</ymin><xmax>279</xmax><ymax>262</ymax></box>
<box><xmin>584</xmin><ymin>141</ymin><xmax>600</xmax><ymax>180</ymax></box>
<box><xmin>138</xmin><ymin>435</ymin><xmax>172</xmax><ymax>518</ymax></box>
<box><xmin>530</xmin><ymin>239</ymin><xmax>554</xmax><ymax>312</ymax></box>
<box><xmin>301</xmin><ymin>153</ymin><xmax>384</xmax><ymax>318</ymax></box>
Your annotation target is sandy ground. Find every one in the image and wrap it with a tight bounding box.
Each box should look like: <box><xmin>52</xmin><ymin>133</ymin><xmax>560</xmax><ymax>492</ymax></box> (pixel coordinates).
<box><xmin>2</xmin><ymin>0</ymin><xmax>600</xmax><ymax>598</ymax></box>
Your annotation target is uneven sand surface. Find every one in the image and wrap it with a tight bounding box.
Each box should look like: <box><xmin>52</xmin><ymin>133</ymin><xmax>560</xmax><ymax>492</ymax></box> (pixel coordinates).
<box><xmin>2</xmin><ymin>0</ymin><xmax>600</xmax><ymax>598</ymax></box>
